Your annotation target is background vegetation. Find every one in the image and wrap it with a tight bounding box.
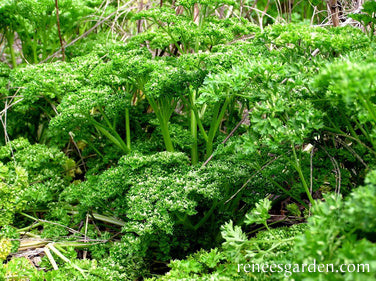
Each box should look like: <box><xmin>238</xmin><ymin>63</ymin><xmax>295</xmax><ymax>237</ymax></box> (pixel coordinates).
<box><xmin>0</xmin><ymin>0</ymin><xmax>375</xmax><ymax>280</ymax></box>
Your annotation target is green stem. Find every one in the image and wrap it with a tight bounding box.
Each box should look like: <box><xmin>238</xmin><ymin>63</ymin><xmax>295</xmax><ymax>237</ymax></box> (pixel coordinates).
<box><xmin>190</xmin><ymin>99</ymin><xmax>208</xmax><ymax>142</ymax></box>
<box><xmin>264</xmin><ymin>222</ymin><xmax>271</xmax><ymax>232</ymax></box>
<box><xmin>190</xmin><ymin>92</ymin><xmax>198</xmax><ymax>165</ymax></box>
<box><xmin>370</xmin><ymin>22</ymin><xmax>375</xmax><ymax>41</ymax></box>
<box><xmin>90</xmin><ymin>109</ymin><xmax>129</xmax><ymax>153</ymax></box>
<box><xmin>17</xmin><ymin>222</ymin><xmax>43</xmax><ymax>233</ymax></box>
<box><xmin>90</xmin><ymin>117</ymin><xmax>129</xmax><ymax>153</ymax></box>
<box><xmin>19</xmin><ymin>212</ymin><xmax>38</xmax><ymax>221</ymax></box>
<box><xmin>213</xmin><ymin>97</ymin><xmax>230</xmax><ymax>134</ymax></box>
<box><xmin>160</xmin><ymin>118</ymin><xmax>174</xmax><ymax>152</ymax></box>
<box><xmin>98</xmin><ymin>107</ymin><xmax>116</xmax><ymax>132</ymax></box>
<box><xmin>206</xmin><ymin>97</ymin><xmax>230</xmax><ymax>158</ymax></box>
<box><xmin>42</xmin><ymin>30</ymin><xmax>48</xmax><ymax>59</ymax></box>
<box><xmin>291</xmin><ymin>144</ymin><xmax>315</xmax><ymax>206</ymax></box>
<box><xmin>32</xmin><ymin>38</ymin><xmax>38</xmax><ymax>63</ymax></box>
<box><xmin>147</xmin><ymin>96</ymin><xmax>174</xmax><ymax>152</ymax></box>
<box><xmin>125</xmin><ymin>107</ymin><xmax>131</xmax><ymax>151</ymax></box>
<box><xmin>338</xmin><ymin>110</ymin><xmax>358</xmax><ymax>139</ymax></box>
<box><xmin>26</xmin><ymin>31</ymin><xmax>38</xmax><ymax>63</ymax></box>
<box><xmin>354</xmin><ymin>118</ymin><xmax>371</xmax><ymax>139</ymax></box>
<box><xmin>205</xmin><ymin>103</ymin><xmax>221</xmax><ymax>157</ymax></box>
<box><xmin>19</xmin><ymin>232</ymin><xmax>40</xmax><ymax>238</ymax></box>
<box><xmin>353</xmin><ymin>118</ymin><xmax>376</xmax><ymax>150</ymax></box>
<box><xmin>87</xmin><ymin>140</ymin><xmax>104</xmax><ymax>159</ymax></box>
<box><xmin>322</xmin><ymin>125</ymin><xmax>341</xmax><ymax>134</ymax></box>
<box><xmin>6</xmin><ymin>30</ymin><xmax>16</xmax><ymax>68</ymax></box>
<box><xmin>362</xmin><ymin>96</ymin><xmax>376</xmax><ymax>124</ymax></box>
<box><xmin>247</xmin><ymin>217</ymin><xmax>290</xmax><ymax>235</ymax></box>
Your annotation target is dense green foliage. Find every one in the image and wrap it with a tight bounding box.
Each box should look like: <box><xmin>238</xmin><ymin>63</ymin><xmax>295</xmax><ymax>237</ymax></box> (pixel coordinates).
<box><xmin>152</xmin><ymin>171</ymin><xmax>376</xmax><ymax>280</ymax></box>
<box><xmin>1</xmin><ymin>0</ymin><xmax>376</xmax><ymax>280</ymax></box>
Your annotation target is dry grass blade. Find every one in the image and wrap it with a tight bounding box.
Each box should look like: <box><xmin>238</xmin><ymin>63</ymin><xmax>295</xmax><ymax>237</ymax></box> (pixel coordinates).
<box><xmin>18</xmin><ymin>239</ymin><xmax>50</xmax><ymax>251</ymax></box>
<box><xmin>44</xmin><ymin>247</ymin><xmax>59</xmax><ymax>270</ymax></box>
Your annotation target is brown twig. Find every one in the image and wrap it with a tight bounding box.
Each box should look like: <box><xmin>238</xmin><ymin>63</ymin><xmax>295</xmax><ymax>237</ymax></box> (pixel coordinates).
<box><xmin>55</xmin><ymin>0</ymin><xmax>65</xmax><ymax>61</ymax></box>
<box><xmin>325</xmin><ymin>131</ymin><xmax>376</xmax><ymax>156</ymax></box>
<box><xmin>319</xmin><ymin>144</ymin><xmax>341</xmax><ymax>195</ymax></box>
<box><xmin>309</xmin><ymin>146</ymin><xmax>315</xmax><ymax>215</ymax></box>
<box><xmin>40</xmin><ymin>1</ymin><xmax>136</xmax><ymax>64</ymax></box>
<box><xmin>69</xmin><ymin>132</ymin><xmax>87</xmax><ymax>172</ymax></box>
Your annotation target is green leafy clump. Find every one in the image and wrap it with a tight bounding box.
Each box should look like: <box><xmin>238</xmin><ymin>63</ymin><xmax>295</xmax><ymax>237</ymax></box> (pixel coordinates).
<box><xmin>62</xmin><ymin>152</ymin><xmax>191</xmax><ymax>218</ymax></box>
<box><xmin>221</xmin><ymin>199</ymin><xmax>307</xmax><ymax>266</ymax></box>
<box><xmin>151</xmin><ymin>199</ymin><xmax>307</xmax><ymax>280</ymax></box>
<box><xmin>0</xmin><ymin>162</ymin><xmax>28</xmax><ymax>226</ymax></box>
<box><xmin>258</xmin><ymin>23</ymin><xmax>369</xmax><ymax>57</ymax></box>
<box><xmin>0</xmin><ymin>138</ymin><xmax>76</xmax><ymax>210</ymax></box>
<box><xmin>0</xmin><ymin>0</ymin><xmax>100</xmax><ymax>65</ymax></box>
<box><xmin>0</xmin><ymin>256</ymin><xmax>131</xmax><ymax>281</ymax></box>
<box><xmin>2</xmin><ymin>62</ymin><xmax>85</xmax><ymax>145</ymax></box>
<box><xmin>244</xmin><ymin>198</ymin><xmax>272</xmax><ymax>226</ymax></box>
<box><xmin>0</xmin><ymin>238</ymin><xmax>11</xmax><ymax>261</ymax></box>
<box><xmin>0</xmin><ymin>226</ymin><xmax>20</xmax><ymax>253</ymax></box>
<box><xmin>153</xmin><ymin>169</ymin><xmax>376</xmax><ymax>280</ymax></box>
<box><xmin>149</xmin><ymin>248</ymin><xmax>227</xmax><ymax>281</ymax></box>
<box><xmin>285</xmin><ymin>203</ymin><xmax>301</xmax><ymax>217</ymax></box>
<box><xmin>290</xmin><ymin>170</ymin><xmax>376</xmax><ymax>280</ymax></box>
<box><xmin>0</xmin><ymin>257</ymin><xmax>38</xmax><ymax>280</ymax></box>
<box><xmin>314</xmin><ymin>56</ymin><xmax>376</xmax><ymax>143</ymax></box>
<box><xmin>9</xmin><ymin>62</ymin><xmax>84</xmax><ymax>112</ymax></box>
<box><xmin>61</xmin><ymin>148</ymin><xmax>268</xmax><ymax>275</ymax></box>
<box><xmin>0</xmin><ymin>63</ymin><xmax>10</xmax><ymax>96</ymax></box>
<box><xmin>62</xmin><ymin>152</ymin><xmax>194</xmax><ymax>268</ymax></box>
<box><xmin>131</xmin><ymin>5</ymin><xmax>257</xmax><ymax>54</ymax></box>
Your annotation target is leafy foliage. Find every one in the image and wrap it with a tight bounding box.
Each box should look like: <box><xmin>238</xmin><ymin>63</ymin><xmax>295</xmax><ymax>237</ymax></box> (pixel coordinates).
<box><xmin>1</xmin><ymin>1</ymin><xmax>376</xmax><ymax>280</ymax></box>
<box><xmin>152</xmin><ymin>169</ymin><xmax>376</xmax><ymax>280</ymax></box>
<box><xmin>349</xmin><ymin>0</ymin><xmax>376</xmax><ymax>40</ymax></box>
<box><xmin>0</xmin><ymin>162</ymin><xmax>28</xmax><ymax>226</ymax></box>
<box><xmin>0</xmin><ymin>0</ymin><xmax>100</xmax><ymax>65</ymax></box>
<box><xmin>0</xmin><ymin>138</ymin><xmax>75</xmax><ymax>224</ymax></box>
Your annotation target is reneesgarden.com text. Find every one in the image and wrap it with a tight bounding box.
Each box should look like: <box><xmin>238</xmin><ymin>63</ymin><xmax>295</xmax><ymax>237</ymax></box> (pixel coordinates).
<box><xmin>238</xmin><ymin>260</ymin><xmax>370</xmax><ymax>277</ymax></box>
